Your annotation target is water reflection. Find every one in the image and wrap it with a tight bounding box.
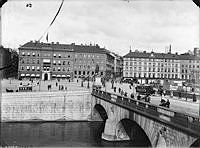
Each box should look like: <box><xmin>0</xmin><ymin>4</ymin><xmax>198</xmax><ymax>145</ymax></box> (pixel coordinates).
<box><xmin>0</xmin><ymin>122</ymin><xmax>147</xmax><ymax>147</ymax></box>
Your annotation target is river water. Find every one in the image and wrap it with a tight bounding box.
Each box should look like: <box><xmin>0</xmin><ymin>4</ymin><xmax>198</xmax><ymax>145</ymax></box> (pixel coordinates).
<box><xmin>0</xmin><ymin>121</ymin><xmax>149</xmax><ymax>147</ymax></box>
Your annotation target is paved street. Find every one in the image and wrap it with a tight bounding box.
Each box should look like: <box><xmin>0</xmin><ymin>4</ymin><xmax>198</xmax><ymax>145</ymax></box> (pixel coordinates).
<box><xmin>104</xmin><ymin>81</ymin><xmax>199</xmax><ymax>116</ymax></box>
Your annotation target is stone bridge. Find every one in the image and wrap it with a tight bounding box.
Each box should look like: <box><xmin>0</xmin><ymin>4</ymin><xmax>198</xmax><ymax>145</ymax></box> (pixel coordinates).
<box><xmin>91</xmin><ymin>89</ymin><xmax>200</xmax><ymax>147</ymax></box>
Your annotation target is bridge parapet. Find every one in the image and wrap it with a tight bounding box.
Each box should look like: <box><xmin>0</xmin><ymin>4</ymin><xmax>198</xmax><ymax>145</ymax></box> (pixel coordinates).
<box><xmin>92</xmin><ymin>88</ymin><xmax>200</xmax><ymax>138</ymax></box>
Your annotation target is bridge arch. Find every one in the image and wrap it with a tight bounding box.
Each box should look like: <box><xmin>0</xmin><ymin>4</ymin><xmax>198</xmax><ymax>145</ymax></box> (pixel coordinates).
<box><xmin>117</xmin><ymin>118</ymin><xmax>152</xmax><ymax>147</ymax></box>
<box><xmin>93</xmin><ymin>104</ymin><xmax>108</xmax><ymax>121</ymax></box>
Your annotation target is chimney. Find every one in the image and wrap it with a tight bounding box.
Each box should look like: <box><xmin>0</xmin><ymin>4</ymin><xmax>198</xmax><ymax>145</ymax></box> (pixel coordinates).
<box><xmin>169</xmin><ymin>44</ymin><xmax>171</xmax><ymax>54</ymax></box>
<box><xmin>194</xmin><ymin>47</ymin><xmax>199</xmax><ymax>56</ymax></box>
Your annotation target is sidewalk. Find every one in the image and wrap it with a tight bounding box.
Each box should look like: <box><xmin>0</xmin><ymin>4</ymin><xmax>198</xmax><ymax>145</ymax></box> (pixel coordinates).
<box><xmin>104</xmin><ymin>81</ymin><xmax>200</xmax><ymax>104</ymax></box>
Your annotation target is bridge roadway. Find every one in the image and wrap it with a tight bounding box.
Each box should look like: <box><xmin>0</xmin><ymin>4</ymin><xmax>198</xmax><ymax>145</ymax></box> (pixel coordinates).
<box><xmin>103</xmin><ymin>82</ymin><xmax>199</xmax><ymax>116</ymax></box>
<box><xmin>92</xmin><ymin>88</ymin><xmax>200</xmax><ymax>139</ymax></box>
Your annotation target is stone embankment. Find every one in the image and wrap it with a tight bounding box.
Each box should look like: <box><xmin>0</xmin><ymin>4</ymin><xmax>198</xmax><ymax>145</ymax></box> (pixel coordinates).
<box><xmin>1</xmin><ymin>91</ymin><xmax>91</xmax><ymax>122</ymax></box>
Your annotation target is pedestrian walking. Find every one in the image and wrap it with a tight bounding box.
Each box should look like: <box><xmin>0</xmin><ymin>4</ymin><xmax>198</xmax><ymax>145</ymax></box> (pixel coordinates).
<box><xmin>166</xmin><ymin>99</ymin><xmax>170</xmax><ymax>108</ymax></box>
<box><xmin>130</xmin><ymin>93</ymin><xmax>134</xmax><ymax>99</ymax></box>
<box><xmin>121</xmin><ymin>90</ymin><xmax>124</xmax><ymax>96</ymax></box>
<box><xmin>118</xmin><ymin>88</ymin><xmax>121</xmax><ymax>93</ymax></box>
<box><xmin>137</xmin><ymin>94</ymin><xmax>141</xmax><ymax>100</ymax></box>
<box><xmin>178</xmin><ymin>91</ymin><xmax>181</xmax><ymax>99</ymax></box>
<box><xmin>114</xmin><ymin>87</ymin><xmax>116</xmax><ymax>92</ymax></box>
<box><xmin>124</xmin><ymin>92</ymin><xmax>127</xmax><ymax>97</ymax></box>
<box><xmin>193</xmin><ymin>93</ymin><xmax>196</xmax><ymax>102</ymax></box>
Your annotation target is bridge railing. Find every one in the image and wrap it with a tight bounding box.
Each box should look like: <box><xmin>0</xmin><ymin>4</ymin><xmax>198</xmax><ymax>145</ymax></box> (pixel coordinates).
<box><xmin>92</xmin><ymin>89</ymin><xmax>200</xmax><ymax>137</ymax></box>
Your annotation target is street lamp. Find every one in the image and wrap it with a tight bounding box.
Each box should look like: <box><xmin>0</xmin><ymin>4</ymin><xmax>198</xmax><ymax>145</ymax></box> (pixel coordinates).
<box><xmin>81</xmin><ymin>76</ymin><xmax>83</xmax><ymax>87</ymax></box>
<box><xmin>87</xmin><ymin>76</ymin><xmax>90</xmax><ymax>89</ymax></box>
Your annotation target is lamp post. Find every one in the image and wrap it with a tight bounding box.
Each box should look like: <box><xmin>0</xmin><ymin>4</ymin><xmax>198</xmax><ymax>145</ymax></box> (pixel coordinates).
<box><xmin>87</xmin><ymin>76</ymin><xmax>90</xmax><ymax>89</ymax></box>
<box><xmin>81</xmin><ymin>76</ymin><xmax>83</xmax><ymax>87</ymax></box>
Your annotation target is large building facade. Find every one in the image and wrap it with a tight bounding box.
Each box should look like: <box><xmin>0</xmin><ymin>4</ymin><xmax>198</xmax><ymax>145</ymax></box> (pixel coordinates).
<box><xmin>18</xmin><ymin>41</ymin><xmax>120</xmax><ymax>80</ymax></box>
<box><xmin>179</xmin><ymin>53</ymin><xmax>200</xmax><ymax>83</ymax></box>
<box><xmin>19</xmin><ymin>41</ymin><xmax>75</xmax><ymax>80</ymax></box>
<box><xmin>123</xmin><ymin>51</ymin><xmax>180</xmax><ymax>82</ymax></box>
<box><xmin>123</xmin><ymin>49</ymin><xmax>200</xmax><ymax>84</ymax></box>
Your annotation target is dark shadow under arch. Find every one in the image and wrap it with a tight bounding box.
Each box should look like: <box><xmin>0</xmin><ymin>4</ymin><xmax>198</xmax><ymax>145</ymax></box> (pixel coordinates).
<box><xmin>94</xmin><ymin>104</ymin><xmax>108</xmax><ymax>121</ymax></box>
<box><xmin>119</xmin><ymin>118</ymin><xmax>152</xmax><ymax>147</ymax></box>
<box><xmin>191</xmin><ymin>138</ymin><xmax>200</xmax><ymax>147</ymax></box>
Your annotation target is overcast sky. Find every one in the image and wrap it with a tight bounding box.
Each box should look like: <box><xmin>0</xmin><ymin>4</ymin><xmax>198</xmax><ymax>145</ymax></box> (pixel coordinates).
<box><xmin>2</xmin><ymin>0</ymin><xmax>199</xmax><ymax>56</ymax></box>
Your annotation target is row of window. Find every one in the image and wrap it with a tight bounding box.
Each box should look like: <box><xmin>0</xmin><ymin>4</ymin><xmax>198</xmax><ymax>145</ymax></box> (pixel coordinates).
<box><xmin>125</xmin><ymin>62</ymin><xmax>179</xmax><ymax>67</ymax></box>
<box><xmin>182</xmin><ymin>65</ymin><xmax>200</xmax><ymax>68</ymax></box>
<box><xmin>21</xmin><ymin>52</ymin><xmax>71</xmax><ymax>58</ymax></box>
<box><xmin>74</xmin><ymin>65</ymin><xmax>104</xmax><ymax>70</ymax></box>
<box><xmin>125</xmin><ymin>67</ymin><xmax>179</xmax><ymax>72</ymax></box>
<box><xmin>53</xmin><ymin>60</ymin><xmax>71</xmax><ymax>65</ymax></box>
<box><xmin>21</xmin><ymin>66</ymin><xmax>40</xmax><ymax>71</ymax></box>
<box><xmin>21</xmin><ymin>59</ymin><xmax>40</xmax><ymax>64</ymax></box>
<box><xmin>125</xmin><ymin>72</ymin><xmax>178</xmax><ymax>79</ymax></box>
<box><xmin>21</xmin><ymin>59</ymin><xmax>72</xmax><ymax>65</ymax></box>
<box><xmin>181</xmin><ymin>75</ymin><xmax>198</xmax><ymax>79</ymax></box>
<box><xmin>74</xmin><ymin>59</ymin><xmax>104</xmax><ymax>64</ymax></box>
<box><xmin>124</xmin><ymin>58</ymin><xmax>179</xmax><ymax>62</ymax></box>
<box><xmin>74</xmin><ymin>71</ymin><xmax>104</xmax><ymax>76</ymax></box>
<box><xmin>75</xmin><ymin>54</ymin><xmax>103</xmax><ymax>59</ymax></box>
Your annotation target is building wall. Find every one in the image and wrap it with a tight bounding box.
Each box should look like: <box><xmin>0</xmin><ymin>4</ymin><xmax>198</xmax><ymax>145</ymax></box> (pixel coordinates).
<box><xmin>73</xmin><ymin>52</ymin><xmax>106</xmax><ymax>78</ymax></box>
<box><xmin>123</xmin><ymin>57</ymin><xmax>180</xmax><ymax>80</ymax></box>
<box><xmin>18</xmin><ymin>47</ymin><xmax>74</xmax><ymax>80</ymax></box>
<box><xmin>180</xmin><ymin>59</ymin><xmax>200</xmax><ymax>81</ymax></box>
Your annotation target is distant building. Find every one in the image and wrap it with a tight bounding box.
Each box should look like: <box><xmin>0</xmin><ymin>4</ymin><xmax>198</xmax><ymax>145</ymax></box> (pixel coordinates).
<box><xmin>179</xmin><ymin>53</ymin><xmax>200</xmax><ymax>83</ymax></box>
<box><xmin>18</xmin><ymin>41</ymin><xmax>120</xmax><ymax>80</ymax></box>
<box><xmin>0</xmin><ymin>47</ymin><xmax>18</xmax><ymax>79</ymax></box>
<box><xmin>123</xmin><ymin>50</ymin><xmax>181</xmax><ymax>83</ymax></box>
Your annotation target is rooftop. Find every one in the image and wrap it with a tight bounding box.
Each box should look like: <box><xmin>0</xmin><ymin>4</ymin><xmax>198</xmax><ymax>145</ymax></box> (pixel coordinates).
<box><xmin>19</xmin><ymin>41</ymin><xmax>109</xmax><ymax>54</ymax></box>
<box><xmin>124</xmin><ymin>51</ymin><xmax>200</xmax><ymax>60</ymax></box>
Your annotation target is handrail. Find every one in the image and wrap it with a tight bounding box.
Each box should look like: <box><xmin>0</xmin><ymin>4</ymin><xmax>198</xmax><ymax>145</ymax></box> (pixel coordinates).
<box><xmin>91</xmin><ymin>88</ymin><xmax>200</xmax><ymax>137</ymax></box>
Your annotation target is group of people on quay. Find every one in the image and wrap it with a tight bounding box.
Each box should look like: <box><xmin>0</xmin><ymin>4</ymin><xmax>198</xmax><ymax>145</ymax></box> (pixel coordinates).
<box><xmin>104</xmin><ymin>78</ymin><xmax>171</xmax><ymax>108</ymax></box>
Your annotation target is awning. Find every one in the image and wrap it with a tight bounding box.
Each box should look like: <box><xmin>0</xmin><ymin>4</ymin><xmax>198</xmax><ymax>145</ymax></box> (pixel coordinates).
<box><xmin>52</xmin><ymin>74</ymin><xmax>56</xmax><ymax>77</ymax></box>
<box><xmin>21</xmin><ymin>74</ymin><xmax>25</xmax><ymax>77</ymax></box>
<box><xmin>66</xmin><ymin>74</ymin><xmax>71</xmax><ymax>78</ymax></box>
<box><xmin>36</xmin><ymin>74</ymin><xmax>40</xmax><ymax>77</ymax></box>
<box><xmin>26</xmin><ymin>74</ymin><xmax>30</xmax><ymax>76</ymax></box>
<box><xmin>57</xmin><ymin>75</ymin><xmax>61</xmax><ymax>77</ymax></box>
<box><xmin>62</xmin><ymin>75</ymin><xmax>66</xmax><ymax>78</ymax></box>
<box><xmin>31</xmin><ymin>74</ymin><xmax>35</xmax><ymax>77</ymax></box>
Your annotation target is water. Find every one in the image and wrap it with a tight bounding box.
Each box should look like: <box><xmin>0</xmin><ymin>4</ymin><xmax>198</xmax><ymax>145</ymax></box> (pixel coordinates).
<box><xmin>0</xmin><ymin>121</ymin><xmax>149</xmax><ymax>147</ymax></box>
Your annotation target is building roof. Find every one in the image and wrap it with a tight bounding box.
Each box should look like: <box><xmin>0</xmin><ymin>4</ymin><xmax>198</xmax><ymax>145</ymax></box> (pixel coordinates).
<box><xmin>179</xmin><ymin>53</ymin><xmax>200</xmax><ymax>60</ymax></box>
<box><xmin>123</xmin><ymin>51</ymin><xmax>180</xmax><ymax>59</ymax></box>
<box><xmin>19</xmin><ymin>41</ymin><xmax>109</xmax><ymax>54</ymax></box>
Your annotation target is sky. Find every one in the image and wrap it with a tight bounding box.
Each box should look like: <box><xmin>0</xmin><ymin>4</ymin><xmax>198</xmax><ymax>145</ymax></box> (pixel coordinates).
<box><xmin>2</xmin><ymin>0</ymin><xmax>199</xmax><ymax>56</ymax></box>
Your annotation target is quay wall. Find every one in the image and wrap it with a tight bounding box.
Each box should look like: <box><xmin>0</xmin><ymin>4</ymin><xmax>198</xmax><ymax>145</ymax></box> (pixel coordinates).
<box><xmin>1</xmin><ymin>91</ymin><xmax>92</xmax><ymax>122</ymax></box>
